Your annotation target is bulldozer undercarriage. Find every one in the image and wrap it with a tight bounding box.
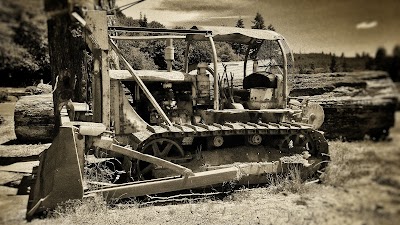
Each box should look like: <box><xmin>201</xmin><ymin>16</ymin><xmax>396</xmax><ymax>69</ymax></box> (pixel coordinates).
<box><xmin>130</xmin><ymin>122</ymin><xmax>329</xmax><ymax>179</ymax></box>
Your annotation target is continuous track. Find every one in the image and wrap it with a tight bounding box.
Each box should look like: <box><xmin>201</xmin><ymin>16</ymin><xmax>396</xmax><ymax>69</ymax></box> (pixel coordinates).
<box><xmin>131</xmin><ymin>121</ymin><xmax>329</xmax><ymax>158</ymax></box>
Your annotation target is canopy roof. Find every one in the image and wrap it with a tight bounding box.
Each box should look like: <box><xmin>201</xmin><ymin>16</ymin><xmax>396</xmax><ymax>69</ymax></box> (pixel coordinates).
<box><xmin>187</xmin><ymin>26</ymin><xmax>285</xmax><ymax>44</ymax></box>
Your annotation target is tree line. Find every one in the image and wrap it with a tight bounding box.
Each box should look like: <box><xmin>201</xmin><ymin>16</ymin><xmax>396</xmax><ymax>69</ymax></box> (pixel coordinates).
<box><xmin>294</xmin><ymin>47</ymin><xmax>400</xmax><ymax>81</ymax></box>
<box><xmin>367</xmin><ymin>46</ymin><xmax>400</xmax><ymax>81</ymax></box>
<box><xmin>115</xmin><ymin>11</ymin><xmax>275</xmax><ymax>72</ymax></box>
<box><xmin>1</xmin><ymin>2</ymin><xmax>399</xmax><ymax>87</ymax></box>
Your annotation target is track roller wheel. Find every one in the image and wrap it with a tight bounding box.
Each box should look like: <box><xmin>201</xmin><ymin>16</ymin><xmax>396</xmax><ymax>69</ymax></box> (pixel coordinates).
<box><xmin>136</xmin><ymin>138</ymin><xmax>184</xmax><ymax>180</ymax></box>
<box><xmin>212</xmin><ymin>136</ymin><xmax>224</xmax><ymax>147</ymax></box>
<box><xmin>247</xmin><ymin>134</ymin><xmax>262</xmax><ymax>146</ymax></box>
<box><xmin>278</xmin><ymin>133</ymin><xmax>315</xmax><ymax>154</ymax></box>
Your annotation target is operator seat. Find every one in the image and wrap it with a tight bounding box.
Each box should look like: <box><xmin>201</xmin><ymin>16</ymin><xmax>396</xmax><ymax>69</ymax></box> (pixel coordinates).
<box><xmin>242</xmin><ymin>71</ymin><xmax>283</xmax><ymax>109</ymax></box>
<box><xmin>243</xmin><ymin>72</ymin><xmax>278</xmax><ymax>89</ymax></box>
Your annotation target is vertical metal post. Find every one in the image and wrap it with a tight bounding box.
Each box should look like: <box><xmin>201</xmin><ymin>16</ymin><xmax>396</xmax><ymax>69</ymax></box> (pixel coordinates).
<box><xmin>92</xmin><ymin>49</ymin><xmax>102</xmax><ymax>123</ymax></box>
<box><xmin>184</xmin><ymin>41</ymin><xmax>191</xmax><ymax>73</ymax></box>
<box><xmin>101</xmin><ymin>50</ymin><xmax>111</xmax><ymax>128</ymax></box>
<box><xmin>243</xmin><ymin>40</ymin><xmax>252</xmax><ymax>78</ymax></box>
<box><xmin>165</xmin><ymin>38</ymin><xmax>174</xmax><ymax>72</ymax></box>
<box><xmin>208</xmin><ymin>36</ymin><xmax>219</xmax><ymax>110</ymax></box>
<box><xmin>277</xmin><ymin>40</ymin><xmax>288</xmax><ymax>108</ymax></box>
<box><xmin>110</xmin><ymin>80</ymin><xmax>120</xmax><ymax>134</ymax></box>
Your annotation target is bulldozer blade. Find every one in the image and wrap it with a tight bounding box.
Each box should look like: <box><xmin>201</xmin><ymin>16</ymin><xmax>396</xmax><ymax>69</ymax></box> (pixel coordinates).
<box><xmin>26</xmin><ymin>126</ymin><xmax>85</xmax><ymax>219</ymax></box>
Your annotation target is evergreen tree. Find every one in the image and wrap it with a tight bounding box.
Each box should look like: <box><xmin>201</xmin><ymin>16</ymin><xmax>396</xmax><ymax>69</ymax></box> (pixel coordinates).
<box><xmin>232</xmin><ymin>17</ymin><xmax>245</xmax><ymax>55</ymax></box>
<box><xmin>139</xmin><ymin>13</ymin><xmax>148</xmax><ymax>27</ymax></box>
<box><xmin>236</xmin><ymin>17</ymin><xmax>245</xmax><ymax>28</ymax></box>
<box><xmin>365</xmin><ymin>57</ymin><xmax>374</xmax><ymax>70</ymax></box>
<box><xmin>267</xmin><ymin>24</ymin><xmax>275</xmax><ymax>31</ymax></box>
<box><xmin>393</xmin><ymin>45</ymin><xmax>400</xmax><ymax>57</ymax></box>
<box><xmin>389</xmin><ymin>45</ymin><xmax>400</xmax><ymax>81</ymax></box>
<box><xmin>143</xmin><ymin>15</ymin><xmax>148</xmax><ymax>27</ymax></box>
<box><xmin>251</xmin><ymin>12</ymin><xmax>266</xmax><ymax>29</ymax></box>
<box><xmin>342</xmin><ymin>59</ymin><xmax>349</xmax><ymax>72</ymax></box>
<box><xmin>330</xmin><ymin>56</ymin><xmax>338</xmax><ymax>72</ymax></box>
<box><xmin>362</xmin><ymin>52</ymin><xmax>368</xmax><ymax>58</ymax></box>
<box><xmin>374</xmin><ymin>47</ymin><xmax>387</xmax><ymax>71</ymax></box>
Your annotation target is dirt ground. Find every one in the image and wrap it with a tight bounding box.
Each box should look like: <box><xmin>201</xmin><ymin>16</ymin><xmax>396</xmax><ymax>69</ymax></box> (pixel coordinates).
<box><xmin>0</xmin><ymin>101</ymin><xmax>399</xmax><ymax>225</ymax></box>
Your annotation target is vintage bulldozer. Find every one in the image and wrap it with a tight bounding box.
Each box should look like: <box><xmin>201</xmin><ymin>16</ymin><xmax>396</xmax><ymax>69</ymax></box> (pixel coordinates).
<box><xmin>26</xmin><ymin>0</ymin><xmax>329</xmax><ymax>218</ymax></box>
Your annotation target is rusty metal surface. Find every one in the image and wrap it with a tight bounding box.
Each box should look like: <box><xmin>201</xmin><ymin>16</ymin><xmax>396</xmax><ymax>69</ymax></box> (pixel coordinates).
<box><xmin>188</xmin><ymin>26</ymin><xmax>284</xmax><ymax>43</ymax></box>
<box><xmin>26</xmin><ymin>126</ymin><xmax>84</xmax><ymax>218</ymax></box>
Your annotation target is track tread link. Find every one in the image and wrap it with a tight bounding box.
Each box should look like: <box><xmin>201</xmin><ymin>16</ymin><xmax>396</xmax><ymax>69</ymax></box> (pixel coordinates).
<box><xmin>131</xmin><ymin>122</ymin><xmax>328</xmax><ymax>157</ymax></box>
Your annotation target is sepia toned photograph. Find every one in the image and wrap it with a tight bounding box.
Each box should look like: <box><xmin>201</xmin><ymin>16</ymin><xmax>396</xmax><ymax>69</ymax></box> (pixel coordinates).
<box><xmin>0</xmin><ymin>0</ymin><xmax>399</xmax><ymax>224</ymax></box>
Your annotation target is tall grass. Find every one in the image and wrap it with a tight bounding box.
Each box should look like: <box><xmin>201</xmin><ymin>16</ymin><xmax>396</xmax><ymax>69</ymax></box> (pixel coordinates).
<box><xmin>266</xmin><ymin>165</ymin><xmax>308</xmax><ymax>194</ymax></box>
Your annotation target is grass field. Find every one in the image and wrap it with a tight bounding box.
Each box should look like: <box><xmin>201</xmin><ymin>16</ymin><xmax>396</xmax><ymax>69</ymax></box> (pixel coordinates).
<box><xmin>0</xmin><ymin>102</ymin><xmax>399</xmax><ymax>224</ymax></box>
<box><xmin>25</xmin><ymin>114</ymin><xmax>400</xmax><ymax>225</ymax></box>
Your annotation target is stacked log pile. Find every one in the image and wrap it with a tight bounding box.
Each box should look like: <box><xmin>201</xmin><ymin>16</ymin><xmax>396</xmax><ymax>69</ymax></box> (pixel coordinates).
<box><xmin>289</xmin><ymin>71</ymin><xmax>398</xmax><ymax>140</ymax></box>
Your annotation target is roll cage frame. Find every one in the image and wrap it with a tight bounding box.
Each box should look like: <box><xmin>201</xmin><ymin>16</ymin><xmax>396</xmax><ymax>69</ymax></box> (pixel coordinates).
<box><xmin>109</xmin><ymin>25</ymin><xmax>294</xmax><ymax>110</ymax></box>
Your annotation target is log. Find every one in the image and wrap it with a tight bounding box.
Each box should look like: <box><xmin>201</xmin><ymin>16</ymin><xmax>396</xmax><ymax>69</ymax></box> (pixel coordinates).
<box><xmin>317</xmin><ymin>97</ymin><xmax>396</xmax><ymax>140</ymax></box>
<box><xmin>14</xmin><ymin>94</ymin><xmax>54</xmax><ymax>142</ymax></box>
<box><xmin>289</xmin><ymin>71</ymin><xmax>398</xmax><ymax>140</ymax></box>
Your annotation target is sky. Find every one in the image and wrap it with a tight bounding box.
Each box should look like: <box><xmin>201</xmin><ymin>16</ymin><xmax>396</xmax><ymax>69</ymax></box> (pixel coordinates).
<box><xmin>118</xmin><ymin>0</ymin><xmax>400</xmax><ymax>56</ymax></box>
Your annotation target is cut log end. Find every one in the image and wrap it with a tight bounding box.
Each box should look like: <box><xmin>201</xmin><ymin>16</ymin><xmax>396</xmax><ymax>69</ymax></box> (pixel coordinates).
<box><xmin>14</xmin><ymin>94</ymin><xmax>55</xmax><ymax>142</ymax></box>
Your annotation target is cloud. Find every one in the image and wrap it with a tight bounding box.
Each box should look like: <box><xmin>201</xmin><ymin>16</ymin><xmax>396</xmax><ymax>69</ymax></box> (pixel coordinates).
<box><xmin>356</xmin><ymin>21</ymin><xmax>378</xmax><ymax>29</ymax></box>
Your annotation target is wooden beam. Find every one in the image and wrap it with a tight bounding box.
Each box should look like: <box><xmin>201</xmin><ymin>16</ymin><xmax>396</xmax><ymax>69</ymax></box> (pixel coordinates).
<box><xmin>110</xmin><ymin>35</ymin><xmax>186</xmax><ymax>41</ymax></box>
<box><xmin>111</xmin><ymin>144</ymin><xmax>195</xmax><ymax>177</ymax></box>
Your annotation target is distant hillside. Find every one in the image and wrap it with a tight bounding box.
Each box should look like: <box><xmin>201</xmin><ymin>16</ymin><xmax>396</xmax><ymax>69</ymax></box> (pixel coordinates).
<box><xmin>0</xmin><ymin>0</ymin><xmax>49</xmax><ymax>86</ymax></box>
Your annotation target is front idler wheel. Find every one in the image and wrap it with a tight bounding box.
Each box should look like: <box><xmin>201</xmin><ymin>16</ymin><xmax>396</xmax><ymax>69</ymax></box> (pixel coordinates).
<box><xmin>135</xmin><ymin>138</ymin><xmax>184</xmax><ymax>180</ymax></box>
